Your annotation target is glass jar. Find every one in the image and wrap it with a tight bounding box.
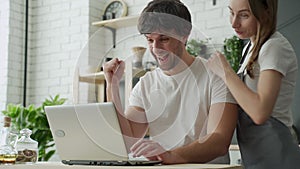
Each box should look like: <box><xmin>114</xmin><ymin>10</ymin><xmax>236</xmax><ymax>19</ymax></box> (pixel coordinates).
<box><xmin>0</xmin><ymin>116</ymin><xmax>18</xmax><ymax>165</ymax></box>
<box><xmin>16</xmin><ymin>128</ymin><xmax>38</xmax><ymax>163</ymax></box>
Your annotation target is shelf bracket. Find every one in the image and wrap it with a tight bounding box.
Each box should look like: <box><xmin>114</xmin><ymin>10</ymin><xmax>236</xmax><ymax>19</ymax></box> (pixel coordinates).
<box><xmin>104</xmin><ymin>26</ymin><xmax>117</xmax><ymax>48</ymax></box>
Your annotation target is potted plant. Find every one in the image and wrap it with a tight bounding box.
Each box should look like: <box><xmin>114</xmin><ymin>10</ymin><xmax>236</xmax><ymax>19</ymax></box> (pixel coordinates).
<box><xmin>186</xmin><ymin>38</ymin><xmax>210</xmax><ymax>57</ymax></box>
<box><xmin>223</xmin><ymin>35</ymin><xmax>243</xmax><ymax>72</ymax></box>
<box><xmin>1</xmin><ymin>94</ymin><xmax>66</xmax><ymax>161</ymax></box>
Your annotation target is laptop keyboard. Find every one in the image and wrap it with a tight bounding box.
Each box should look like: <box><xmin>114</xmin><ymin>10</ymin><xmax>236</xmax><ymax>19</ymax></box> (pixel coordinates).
<box><xmin>62</xmin><ymin>160</ymin><xmax>162</xmax><ymax>166</ymax></box>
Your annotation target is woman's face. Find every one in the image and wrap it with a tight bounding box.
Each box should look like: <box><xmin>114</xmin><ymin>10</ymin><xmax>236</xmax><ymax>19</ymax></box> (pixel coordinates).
<box><xmin>229</xmin><ymin>0</ymin><xmax>258</xmax><ymax>41</ymax></box>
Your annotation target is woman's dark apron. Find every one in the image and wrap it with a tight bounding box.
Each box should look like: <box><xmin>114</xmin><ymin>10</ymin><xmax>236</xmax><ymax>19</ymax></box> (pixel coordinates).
<box><xmin>237</xmin><ymin>51</ymin><xmax>300</xmax><ymax>168</ymax></box>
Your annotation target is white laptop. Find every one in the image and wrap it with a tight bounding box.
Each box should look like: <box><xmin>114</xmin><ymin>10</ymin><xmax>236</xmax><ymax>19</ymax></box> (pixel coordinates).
<box><xmin>45</xmin><ymin>102</ymin><xmax>161</xmax><ymax>166</ymax></box>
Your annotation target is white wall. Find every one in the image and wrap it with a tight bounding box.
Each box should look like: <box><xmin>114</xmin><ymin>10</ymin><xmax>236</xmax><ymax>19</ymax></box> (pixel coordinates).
<box><xmin>1</xmin><ymin>0</ymin><xmax>299</xmax><ymax>164</ymax></box>
<box><xmin>0</xmin><ymin>0</ymin><xmax>10</xmax><ymax>112</ymax></box>
<box><xmin>0</xmin><ymin>0</ymin><xmax>234</xmax><ymax>110</ymax></box>
<box><xmin>0</xmin><ymin>1</ymin><xmax>236</xmax><ymax>122</ymax></box>
<box><xmin>27</xmin><ymin>0</ymin><xmax>100</xmax><ymax>105</ymax></box>
<box><xmin>0</xmin><ymin>0</ymin><xmax>25</xmax><ymax>112</ymax></box>
<box><xmin>9</xmin><ymin>0</ymin><xmax>234</xmax><ymax>109</ymax></box>
<box><xmin>0</xmin><ymin>0</ymin><xmax>239</xmax><ymax>163</ymax></box>
<box><xmin>0</xmin><ymin>0</ymin><xmax>237</xmax><ymax>137</ymax></box>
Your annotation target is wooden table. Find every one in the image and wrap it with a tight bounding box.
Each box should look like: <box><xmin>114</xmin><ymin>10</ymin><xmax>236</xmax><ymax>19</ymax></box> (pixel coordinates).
<box><xmin>3</xmin><ymin>162</ymin><xmax>243</xmax><ymax>169</ymax></box>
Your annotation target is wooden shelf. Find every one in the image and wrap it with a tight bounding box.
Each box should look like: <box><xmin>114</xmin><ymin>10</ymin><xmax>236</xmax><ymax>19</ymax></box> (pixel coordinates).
<box><xmin>92</xmin><ymin>15</ymin><xmax>139</xmax><ymax>48</ymax></box>
<box><xmin>79</xmin><ymin>68</ymin><xmax>146</xmax><ymax>85</ymax></box>
<box><xmin>79</xmin><ymin>72</ymin><xmax>105</xmax><ymax>84</ymax></box>
<box><xmin>92</xmin><ymin>15</ymin><xmax>139</xmax><ymax>29</ymax></box>
<box><xmin>75</xmin><ymin>15</ymin><xmax>142</xmax><ymax>104</ymax></box>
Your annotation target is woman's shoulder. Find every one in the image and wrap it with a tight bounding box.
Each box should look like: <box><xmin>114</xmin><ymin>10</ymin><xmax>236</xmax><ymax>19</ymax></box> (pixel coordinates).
<box><xmin>261</xmin><ymin>31</ymin><xmax>296</xmax><ymax>56</ymax></box>
<box><xmin>259</xmin><ymin>31</ymin><xmax>298</xmax><ymax>74</ymax></box>
<box><xmin>264</xmin><ymin>32</ymin><xmax>292</xmax><ymax>48</ymax></box>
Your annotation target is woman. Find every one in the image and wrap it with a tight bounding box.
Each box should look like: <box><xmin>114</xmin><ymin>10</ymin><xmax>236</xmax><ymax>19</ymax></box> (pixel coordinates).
<box><xmin>207</xmin><ymin>0</ymin><xmax>300</xmax><ymax>168</ymax></box>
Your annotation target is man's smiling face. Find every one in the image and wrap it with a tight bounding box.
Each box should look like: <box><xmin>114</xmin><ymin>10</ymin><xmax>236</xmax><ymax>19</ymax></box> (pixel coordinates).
<box><xmin>145</xmin><ymin>32</ymin><xmax>186</xmax><ymax>72</ymax></box>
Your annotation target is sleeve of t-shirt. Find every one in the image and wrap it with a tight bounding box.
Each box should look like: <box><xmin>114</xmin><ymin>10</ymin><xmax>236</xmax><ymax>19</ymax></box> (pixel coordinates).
<box><xmin>259</xmin><ymin>38</ymin><xmax>296</xmax><ymax>77</ymax></box>
<box><xmin>210</xmin><ymin>73</ymin><xmax>237</xmax><ymax>105</ymax></box>
<box><xmin>128</xmin><ymin>81</ymin><xmax>144</xmax><ymax>108</ymax></box>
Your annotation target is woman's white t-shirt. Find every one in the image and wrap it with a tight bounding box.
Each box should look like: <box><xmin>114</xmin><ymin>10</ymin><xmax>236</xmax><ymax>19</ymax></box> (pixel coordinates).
<box><xmin>238</xmin><ymin>31</ymin><xmax>298</xmax><ymax>129</ymax></box>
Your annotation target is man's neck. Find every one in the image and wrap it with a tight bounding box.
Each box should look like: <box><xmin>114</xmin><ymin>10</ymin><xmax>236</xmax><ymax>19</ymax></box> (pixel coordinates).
<box><xmin>163</xmin><ymin>51</ymin><xmax>195</xmax><ymax>76</ymax></box>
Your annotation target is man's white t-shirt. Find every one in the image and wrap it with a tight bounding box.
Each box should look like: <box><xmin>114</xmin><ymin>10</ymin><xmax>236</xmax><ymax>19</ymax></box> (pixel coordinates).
<box><xmin>129</xmin><ymin>57</ymin><xmax>236</xmax><ymax>150</ymax></box>
<box><xmin>238</xmin><ymin>31</ymin><xmax>298</xmax><ymax>130</ymax></box>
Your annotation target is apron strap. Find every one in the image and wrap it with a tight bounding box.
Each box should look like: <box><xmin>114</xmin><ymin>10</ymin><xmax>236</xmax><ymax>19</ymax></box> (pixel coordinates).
<box><xmin>239</xmin><ymin>42</ymin><xmax>251</xmax><ymax>69</ymax></box>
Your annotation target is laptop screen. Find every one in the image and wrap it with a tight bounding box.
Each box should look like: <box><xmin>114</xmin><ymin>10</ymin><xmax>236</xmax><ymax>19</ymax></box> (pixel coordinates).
<box><xmin>45</xmin><ymin>102</ymin><xmax>128</xmax><ymax>162</ymax></box>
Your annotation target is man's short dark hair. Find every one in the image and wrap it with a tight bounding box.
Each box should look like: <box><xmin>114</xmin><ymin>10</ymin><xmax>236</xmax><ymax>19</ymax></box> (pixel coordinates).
<box><xmin>138</xmin><ymin>0</ymin><xmax>192</xmax><ymax>37</ymax></box>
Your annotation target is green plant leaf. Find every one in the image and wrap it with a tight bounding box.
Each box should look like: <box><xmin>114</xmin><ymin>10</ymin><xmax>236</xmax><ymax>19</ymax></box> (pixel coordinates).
<box><xmin>2</xmin><ymin>94</ymin><xmax>66</xmax><ymax>161</ymax></box>
<box><xmin>186</xmin><ymin>38</ymin><xmax>210</xmax><ymax>57</ymax></box>
<box><xmin>223</xmin><ymin>35</ymin><xmax>243</xmax><ymax>72</ymax></box>
<box><xmin>44</xmin><ymin>150</ymin><xmax>56</xmax><ymax>161</ymax></box>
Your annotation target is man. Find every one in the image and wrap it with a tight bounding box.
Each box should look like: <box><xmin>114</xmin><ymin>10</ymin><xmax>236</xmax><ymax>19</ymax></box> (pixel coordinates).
<box><xmin>103</xmin><ymin>0</ymin><xmax>237</xmax><ymax>164</ymax></box>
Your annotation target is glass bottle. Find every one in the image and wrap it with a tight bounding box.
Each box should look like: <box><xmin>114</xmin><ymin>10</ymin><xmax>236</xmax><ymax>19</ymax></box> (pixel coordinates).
<box><xmin>16</xmin><ymin>128</ymin><xmax>38</xmax><ymax>163</ymax></box>
<box><xmin>0</xmin><ymin>116</ymin><xmax>18</xmax><ymax>165</ymax></box>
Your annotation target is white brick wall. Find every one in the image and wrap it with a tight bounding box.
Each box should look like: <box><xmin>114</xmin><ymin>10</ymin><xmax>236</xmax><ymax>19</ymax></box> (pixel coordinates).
<box><xmin>26</xmin><ymin>0</ymin><xmax>107</xmax><ymax>105</ymax></box>
<box><xmin>0</xmin><ymin>0</ymin><xmax>25</xmax><ymax>125</ymax></box>
<box><xmin>0</xmin><ymin>0</ymin><xmax>25</xmax><ymax>112</ymax></box>
<box><xmin>0</xmin><ymin>0</ymin><xmax>9</xmax><ymax>113</ymax></box>
<box><xmin>1</xmin><ymin>0</ymin><xmax>234</xmax><ymax>110</ymax></box>
<box><xmin>0</xmin><ymin>0</ymin><xmax>237</xmax><ymax>161</ymax></box>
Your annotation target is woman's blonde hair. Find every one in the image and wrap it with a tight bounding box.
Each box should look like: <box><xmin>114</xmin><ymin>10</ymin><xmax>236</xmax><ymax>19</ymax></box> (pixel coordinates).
<box><xmin>246</xmin><ymin>0</ymin><xmax>278</xmax><ymax>78</ymax></box>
